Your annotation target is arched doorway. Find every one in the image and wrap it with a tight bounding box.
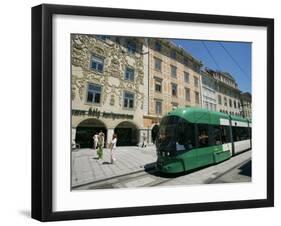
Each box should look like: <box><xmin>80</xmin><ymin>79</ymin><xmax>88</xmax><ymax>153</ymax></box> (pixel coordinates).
<box><xmin>114</xmin><ymin>121</ymin><xmax>139</xmax><ymax>146</ymax></box>
<box><xmin>151</xmin><ymin>125</ymin><xmax>159</xmax><ymax>144</ymax></box>
<box><xmin>75</xmin><ymin>118</ymin><xmax>107</xmax><ymax>148</ymax></box>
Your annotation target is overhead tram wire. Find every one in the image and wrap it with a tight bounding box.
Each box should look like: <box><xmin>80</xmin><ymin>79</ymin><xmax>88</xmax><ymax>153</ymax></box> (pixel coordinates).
<box><xmin>201</xmin><ymin>41</ymin><xmax>222</xmax><ymax>71</ymax></box>
<box><xmin>218</xmin><ymin>42</ymin><xmax>251</xmax><ymax>81</ymax></box>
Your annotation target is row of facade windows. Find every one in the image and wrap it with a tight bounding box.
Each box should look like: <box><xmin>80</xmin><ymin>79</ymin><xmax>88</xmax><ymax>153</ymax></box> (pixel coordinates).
<box><xmin>87</xmin><ymin>83</ymin><xmax>135</xmax><ymax>109</ymax></box>
<box><xmin>171</xmin><ymin>84</ymin><xmax>199</xmax><ymax>103</ymax></box>
<box><xmin>219</xmin><ymin>109</ymin><xmax>241</xmax><ymax>116</ymax></box>
<box><xmin>154</xmin><ymin>57</ymin><xmax>199</xmax><ymax>87</ymax></box>
<box><xmin>87</xmin><ymin>84</ymin><xmax>246</xmax><ymax>118</ymax></box>
<box><xmin>91</xmin><ymin>55</ymin><xmax>136</xmax><ymax>82</ymax></box>
<box><xmin>217</xmin><ymin>95</ymin><xmax>241</xmax><ymax>109</ymax></box>
<box><xmin>155</xmin><ymin>80</ymin><xmax>199</xmax><ymax>103</ymax></box>
<box><xmin>87</xmin><ymin>83</ymin><xmax>198</xmax><ymax>115</ymax></box>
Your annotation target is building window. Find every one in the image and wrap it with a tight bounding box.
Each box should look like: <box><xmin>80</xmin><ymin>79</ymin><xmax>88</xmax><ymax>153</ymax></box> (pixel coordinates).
<box><xmin>171</xmin><ymin>83</ymin><xmax>177</xmax><ymax>97</ymax></box>
<box><xmin>170</xmin><ymin>50</ymin><xmax>176</xmax><ymax>59</ymax></box>
<box><xmin>194</xmin><ymin>76</ymin><xmax>199</xmax><ymax>88</ymax></box>
<box><xmin>218</xmin><ymin>95</ymin><xmax>222</xmax><ymax>105</ymax></box>
<box><xmin>234</xmin><ymin>100</ymin><xmax>237</xmax><ymax>108</ymax></box>
<box><xmin>171</xmin><ymin>65</ymin><xmax>177</xmax><ymax>77</ymax></box>
<box><xmin>154</xmin><ymin>58</ymin><xmax>162</xmax><ymax>71</ymax></box>
<box><xmin>123</xmin><ymin>91</ymin><xmax>134</xmax><ymax>109</ymax></box>
<box><xmin>238</xmin><ymin>102</ymin><xmax>241</xmax><ymax>108</ymax></box>
<box><xmin>155</xmin><ymin>101</ymin><xmax>162</xmax><ymax>115</ymax></box>
<box><xmin>195</xmin><ymin>91</ymin><xmax>200</xmax><ymax>104</ymax></box>
<box><xmin>229</xmin><ymin>99</ymin><xmax>232</xmax><ymax>107</ymax></box>
<box><xmin>155</xmin><ymin>42</ymin><xmax>161</xmax><ymax>52</ymax></box>
<box><xmin>124</xmin><ymin>67</ymin><xmax>135</xmax><ymax>81</ymax></box>
<box><xmin>127</xmin><ymin>41</ymin><xmax>136</xmax><ymax>54</ymax></box>
<box><xmin>90</xmin><ymin>55</ymin><xmax>104</xmax><ymax>73</ymax></box>
<box><xmin>87</xmin><ymin>83</ymin><xmax>102</xmax><ymax>104</ymax></box>
<box><xmin>184</xmin><ymin>72</ymin><xmax>190</xmax><ymax>83</ymax></box>
<box><xmin>185</xmin><ymin>88</ymin><xmax>191</xmax><ymax>101</ymax></box>
<box><xmin>224</xmin><ymin>97</ymin><xmax>227</xmax><ymax>106</ymax></box>
<box><xmin>155</xmin><ymin>79</ymin><xmax>162</xmax><ymax>93</ymax></box>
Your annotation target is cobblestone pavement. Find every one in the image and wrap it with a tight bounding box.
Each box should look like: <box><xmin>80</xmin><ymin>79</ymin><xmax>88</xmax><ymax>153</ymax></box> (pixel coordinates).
<box><xmin>72</xmin><ymin>146</ymin><xmax>157</xmax><ymax>187</ymax></box>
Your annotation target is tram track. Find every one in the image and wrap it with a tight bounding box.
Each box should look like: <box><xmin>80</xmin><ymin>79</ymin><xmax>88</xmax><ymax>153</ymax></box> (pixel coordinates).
<box><xmin>73</xmin><ymin>166</ymin><xmax>172</xmax><ymax>190</ymax></box>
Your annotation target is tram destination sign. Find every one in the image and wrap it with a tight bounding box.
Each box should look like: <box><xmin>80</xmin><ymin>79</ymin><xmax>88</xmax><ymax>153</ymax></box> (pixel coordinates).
<box><xmin>72</xmin><ymin>108</ymin><xmax>134</xmax><ymax>120</ymax></box>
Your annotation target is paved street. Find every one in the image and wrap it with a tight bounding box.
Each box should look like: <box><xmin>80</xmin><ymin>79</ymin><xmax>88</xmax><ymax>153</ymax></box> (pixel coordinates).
<box><xmin>207</xmin><ymin>159</ymin><xmax>251</xmax><ymax>184</ymax></box>
<box><xmin>72</xmin><ymin>145</ymin><xmax>251</xmax><ymax>190</ymax></box>
<box><xmin>72</xmin><ymin>146</ymin><xmax>157</xmax><ymax>187</ymax></box>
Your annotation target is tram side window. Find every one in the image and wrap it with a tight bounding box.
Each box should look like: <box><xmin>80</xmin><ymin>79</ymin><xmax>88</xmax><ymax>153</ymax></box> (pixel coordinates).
<box><xmin>211</xmin><ymin>126</ymin><xmax>222</xmax><ymax>145</ymax></box>
<box><xmin>198</xmin><ymin>124</ymin><xmax>209</xmax><ymax>148</ymax></box>
<box><xmin>177</xmin><ymin>121</ymin><xmax>196</xmax><ymax>150</ymax></box>
<box><xmin>233</xmin><ymin>126</ymin><xmax>250</xmax><ymax>141</ymax></box>
<box><xmin>221</xmin><ymin>126</ymin><xmax>231</xmax><ymax>144</ymax></box>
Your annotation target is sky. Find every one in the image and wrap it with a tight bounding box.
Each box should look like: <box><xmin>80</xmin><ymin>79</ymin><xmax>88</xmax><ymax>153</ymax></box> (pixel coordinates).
<box><xmin>172</xmin><ymin>39</ymin><xmax>252</xmax><ymax>93</ymax></box>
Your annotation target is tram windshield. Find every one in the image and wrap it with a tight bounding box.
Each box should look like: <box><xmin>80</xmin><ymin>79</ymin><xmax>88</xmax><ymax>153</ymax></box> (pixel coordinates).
<box><xmin>157</xmin><ymin>116</ymin><xmax>195</xmax><ymax>154</ymax></box>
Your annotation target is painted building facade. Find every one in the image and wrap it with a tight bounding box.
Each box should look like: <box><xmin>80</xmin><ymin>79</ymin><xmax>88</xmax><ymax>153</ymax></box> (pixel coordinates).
<box><xmin>71</xmin><ymin>34</ymin><xmax>146</xmax><ymax>147</ymax></box>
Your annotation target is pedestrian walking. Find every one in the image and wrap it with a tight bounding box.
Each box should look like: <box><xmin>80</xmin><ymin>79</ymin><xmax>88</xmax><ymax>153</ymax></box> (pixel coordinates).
<box><xmin>99</xmin><ymin>131</ymin><xmax>105</xmax><ymax>147</ymax></box>
<box><xmin>141</xmin><ymin>133</ymin><xmax>147</xmax><ymax>148</ymax></box>
<box><xmin>92</xmin><ymin>132</ymin><xmax>99</xmax><ymax>150</ymax></box>
<box><xmin>97</xmin><ymin>131</ymin><xmax>104</xmax><ymax>160</ymax></box>
<box><xmin>109</xmin><ymin>134</ymin><xmax>117</xmax><ymax>164</ymax></box>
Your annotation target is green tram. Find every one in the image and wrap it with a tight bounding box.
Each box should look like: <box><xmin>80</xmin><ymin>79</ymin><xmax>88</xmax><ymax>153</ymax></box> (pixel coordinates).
<box><xmin>156</xmin><ymin>107</ymin><xmax>251</xmax><ymax>173</ymax></box>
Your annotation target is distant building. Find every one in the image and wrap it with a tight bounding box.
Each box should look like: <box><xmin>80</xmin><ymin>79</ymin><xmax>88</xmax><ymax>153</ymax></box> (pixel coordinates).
<box><xmin>201</xmin><ymin>70</ymin><xmax>217</xmax><ymax>111</ymax></box>
<box><xmin>143</xmin><ymin>39</ymin><xmax>203</xmax><ymax>144</ymax></box>
<box><xmin>240</xmin><ymin>92</ymin><xmax>252</xmax><ymax>119</ymax></box>
<box><xmin>205</xmin><ymin>68</ymin><xmax>242</xmax><ymax>116</ymax></box>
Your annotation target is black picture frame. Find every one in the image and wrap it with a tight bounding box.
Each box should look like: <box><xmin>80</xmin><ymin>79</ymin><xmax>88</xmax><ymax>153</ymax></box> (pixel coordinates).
<box><xmin>32</xmin><ymin>4</ymin><xmax>274</xmax><ymax>222</ymax></box>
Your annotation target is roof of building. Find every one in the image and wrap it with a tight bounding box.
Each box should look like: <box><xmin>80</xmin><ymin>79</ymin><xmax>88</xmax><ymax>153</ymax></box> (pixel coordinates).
<box><xmin>240</xmin><ymin>92</ymin><xmax>252</xmax><ymax>101</ymax></box>
<box><xmin>205</xmin><ymin>68</ymin><xmax>235</xmax><ymax>80</ymax></box>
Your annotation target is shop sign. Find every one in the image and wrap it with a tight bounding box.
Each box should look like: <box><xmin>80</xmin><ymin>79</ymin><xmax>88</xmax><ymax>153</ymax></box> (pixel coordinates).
<box><xmin>72</xmin><ymin>108</ymin><xmax>134</xmax><ymax>120</ymax></box>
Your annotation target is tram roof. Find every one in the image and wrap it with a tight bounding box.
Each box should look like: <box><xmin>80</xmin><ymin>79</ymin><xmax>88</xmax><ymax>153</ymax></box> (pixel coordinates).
<box><xmin>167</xmin><ymin>107</ymin><xmax>249</xmax><ymax>125</ymax></box>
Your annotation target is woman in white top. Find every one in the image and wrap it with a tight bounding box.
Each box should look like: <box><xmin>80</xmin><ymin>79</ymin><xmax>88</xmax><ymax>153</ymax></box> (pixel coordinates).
<box><xmin>93</xmin><ymin>132</ymin><xmax>99</xmax><ymax>150</ymax></box>
<box><xmin>110</xmin><ymin>134</ymin><xmax>117</xmax><ymax>164</ymax></box>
